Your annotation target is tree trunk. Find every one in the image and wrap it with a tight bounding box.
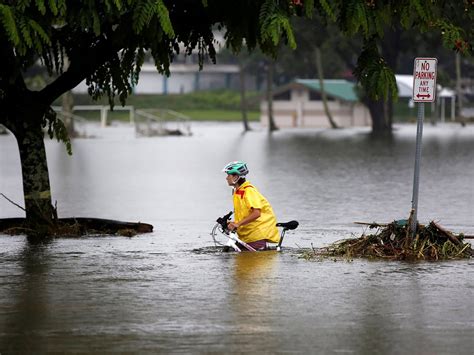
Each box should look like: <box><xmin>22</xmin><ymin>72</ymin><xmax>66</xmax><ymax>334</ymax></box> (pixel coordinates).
<box><xmin>455</xmin><ymin>52</ymin><xmax>466</xmax><ymax>127</ymax></box>
<box><xmin>385</xmin><ymin>98</ymin><xmax>393</xmax><ymax>129</ymax></box>
<box><xmin>266</xmin><ymin>60</ymin><xmax>278</xmax><ymax>132</ymax></box>
<box><xmin>239</xmin><ymin>60</ymin><xmax>251</xmax><ymax>131</ymax></box>
<box><xmin>315</xmin><ymin>47</ymin><xmax>339</xmax><ymax>129</ymax></box>
<box><xmin>377</xmin><ymin>26</ymin><xmax>401</xmax><ymax>134</ymax></box>
<box><xmin>1</xmin><ymin>43</ymin><xmax>54</xmax><ymax>234</ymax></box>
<box><xmin>15</xmin><ymin>119</ymin><xmax>55</xmax><ymax>229</ymax></box>
<box><xmin>364</xmin><ymin>98</ymin><xmax>392</xmax><ymax>135</ymax></box>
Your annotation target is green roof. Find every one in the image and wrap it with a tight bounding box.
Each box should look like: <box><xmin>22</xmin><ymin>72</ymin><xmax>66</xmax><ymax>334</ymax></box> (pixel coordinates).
<box><xmin>295</xmin><ymin>79</ymin><xmax>358</xmax><ymax>102</ymax></box>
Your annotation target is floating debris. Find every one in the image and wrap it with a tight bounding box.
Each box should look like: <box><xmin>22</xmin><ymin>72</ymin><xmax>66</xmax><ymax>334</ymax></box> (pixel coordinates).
<box><xmin>303</xmin><ymin>220</ymin><xmax>473</xmax><ymax>261</ymax></box>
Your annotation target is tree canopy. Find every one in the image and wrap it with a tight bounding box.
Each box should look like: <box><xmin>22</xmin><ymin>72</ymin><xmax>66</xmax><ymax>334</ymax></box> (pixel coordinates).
<box><xmin>1</xmin><ymin>1</ymin><xmax>471</xmax><ymax>112</ymax></box>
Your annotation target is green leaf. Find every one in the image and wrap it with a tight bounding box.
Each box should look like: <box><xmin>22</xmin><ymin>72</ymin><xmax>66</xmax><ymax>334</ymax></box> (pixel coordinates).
<box><xmin>156</xmin><ymin>0</ymin><xmax>175</xmax><ymax>38</ymax></box>
<box><xmin>318</xmin><ymin>0</ymin><xmax>335</xmax><ymax>22</ymax></box>
<box><xmin>49</xmin><ymin>0</ymin><xmax>58</xmax><ymax>16</ymax></box>
<box><xmin>0</xmin><ymin>4</ymin><xmax>20</xmax><ymax>46</ymax></box>
<box><xmin>18</xmin><ymin>16</ymin><xmax>33</xmax><ymax>48</ymax></box>
<box><xmin>17</xmin><ymin>0</ymin><xmax>30</xmax><ymax>12</ymax></box>
<box><xmin>260</xmin><ymin>1</ymin><xmax>296</xmax><ymax>49</ymax></box>
<box><xmin>35</xmin><ymin>0</ymin><xmax>47</xmax><ymax>15</ymax></box>
<box><xmin>132</xmin><ymin>0</ymin><xmax>155</xmax><ymax>34</ymax></box>
<box><xmin>354</xmin><ymin>39</ymin><xmax>398</xmax><ymax>101</ymax></box>
<box><xmin>373</xmin><ymin>6</ymin><xmax>391</xmax><ymax>38</ymax></box>
<box><xmin>412</xmin><ymin>0</ymin><xmax>429</xmax><ymax>22</ymax></box>
<box><xmin>282</xmin><ymin>18</ymin><xmax>296</xmax><ymax>49</ymax></box>
<box><xmin>92</xmin><ymin>9</ymin><xmax>101</xmax><ymax>35</ymax></box>
<box><xmin>43</xmin><ymin>108</ymin><xmax>72</xmax><ymax>155</ymax></box>
<box><xmin>29</xmin><ymin>19</ymin><xmax>51</xmax><ymax>45</ymax></box>
<box><xmin>399</xmin><ymin>5</ymin><xmax>413</xmax><ymax>29</ymax></box>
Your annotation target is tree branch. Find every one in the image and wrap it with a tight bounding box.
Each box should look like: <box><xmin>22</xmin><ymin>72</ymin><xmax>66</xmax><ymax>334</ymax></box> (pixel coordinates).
<box><xmin>39</xmin><ymin>35</ymin><xmax>119</xmax><ymax>105</ymax></box>
<box><xmin>1</xmin><ymin>193</ymin><xmax>26</xmax><ymax>212</ymax></box>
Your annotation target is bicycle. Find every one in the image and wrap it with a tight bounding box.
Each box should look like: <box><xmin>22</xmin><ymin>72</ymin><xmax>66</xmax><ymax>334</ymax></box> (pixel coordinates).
<box><xmin>211</xmin><ymin>211</ymin><xmax>299</xmax><ymax>252</ymax></box>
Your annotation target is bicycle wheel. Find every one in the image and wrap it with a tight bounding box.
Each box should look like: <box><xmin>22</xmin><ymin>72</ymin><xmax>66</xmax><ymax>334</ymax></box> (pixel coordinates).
<box><xmin>210</xmin><ymin>222</ymin><xmax>230</xmax><ymax>247</ymax></box>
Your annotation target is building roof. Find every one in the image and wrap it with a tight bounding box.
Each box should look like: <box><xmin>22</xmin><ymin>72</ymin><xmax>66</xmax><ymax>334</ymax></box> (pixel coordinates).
<box><xmin>295</xmin><ymin>79</ymin><xmax>358</xmax><ymax>102</ymax></box>
<box><xmin>395</xmin><ymin>74</ymin><xmax>455</xmax><ymax>98</ymax></box>
<box><xmin>395</xmin><ymin>75</ymin><xmax>414</xmax><ymax>97</ymax></box>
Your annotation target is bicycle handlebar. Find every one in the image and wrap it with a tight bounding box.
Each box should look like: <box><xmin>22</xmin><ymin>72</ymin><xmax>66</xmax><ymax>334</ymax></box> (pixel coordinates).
<box><xmin>216</xmin><ymin>211</ymin><xmax>233</xmax><ymax>232</ymax></box>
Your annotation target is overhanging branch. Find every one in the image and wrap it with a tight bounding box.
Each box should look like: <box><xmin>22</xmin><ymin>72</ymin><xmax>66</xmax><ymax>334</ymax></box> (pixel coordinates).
<box><xmin>39</xmin><ymin>36</ymin><xmax>119</xmax><ymax>105</ymax></box>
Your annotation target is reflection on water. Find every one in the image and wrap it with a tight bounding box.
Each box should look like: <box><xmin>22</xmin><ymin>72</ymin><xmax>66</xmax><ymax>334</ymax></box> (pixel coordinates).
<box><xmin>0</xmin><ymin>122</ymin><xmax>473</xmax><ymax>353</ymax></box>
<box><xmin>1</xmin><ymin>242</ymin><xmax>51</xmax><ymax>353</ymax></box>
<box><xmin>231</xmin><ymin>252</ymin><xmax>278</xmax><ymax>327</ymax></box>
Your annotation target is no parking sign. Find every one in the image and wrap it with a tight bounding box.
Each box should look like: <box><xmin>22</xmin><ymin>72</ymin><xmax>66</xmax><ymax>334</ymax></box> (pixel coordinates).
<box><xmin>413</xmin><ymin>58</ymin><xmax>437</xmax><ymax>102</ymax></box>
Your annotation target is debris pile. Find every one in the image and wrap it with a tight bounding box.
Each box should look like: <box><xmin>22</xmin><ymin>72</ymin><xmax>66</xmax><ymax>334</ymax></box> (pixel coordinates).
<box><xmin>306</xmin><ymin>220</ymin><xmax>473</xmax><ymax>261</ymax></box>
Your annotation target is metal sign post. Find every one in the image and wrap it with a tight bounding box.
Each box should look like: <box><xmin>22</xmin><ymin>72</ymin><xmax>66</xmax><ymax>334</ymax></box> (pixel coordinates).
<box><xmin>410</xmin><ymin>58</ymin><xmax>437</xmax><ymax>236</ymax></box>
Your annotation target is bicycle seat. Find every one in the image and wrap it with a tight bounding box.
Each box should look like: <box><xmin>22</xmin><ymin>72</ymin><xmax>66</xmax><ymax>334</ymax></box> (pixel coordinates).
<box><xmin>276</xmin><ymin>220</ymin><xmax>299</xmax><ymax>230</ymax></box>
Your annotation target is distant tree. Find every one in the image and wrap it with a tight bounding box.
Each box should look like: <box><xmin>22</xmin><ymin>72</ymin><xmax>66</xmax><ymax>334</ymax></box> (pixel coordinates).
<box><xmin>0</xmin><ymin>0</ymin><xmax>471</xmax><ymax>234</ymax></box>
<box><xmin>314</xmin><ymin>46</ymin><xmax>339</xmax><ymax>128</ymax></box>
<box><xmin>266</xmin><ymin>59</ymin><xmax>279</xmax><ymax>131</ymax></box>
<box><xmin>238</xmin><ymin>59</ymin><xmax>251</xmax><ymax>131</ymax></box>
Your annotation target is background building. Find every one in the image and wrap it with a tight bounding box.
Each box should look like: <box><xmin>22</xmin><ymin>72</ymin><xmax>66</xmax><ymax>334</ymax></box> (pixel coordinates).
<box><xmin>260</xmin><ymin>79</ymin><xmax>370</xmax><ymax>128</ymax></box>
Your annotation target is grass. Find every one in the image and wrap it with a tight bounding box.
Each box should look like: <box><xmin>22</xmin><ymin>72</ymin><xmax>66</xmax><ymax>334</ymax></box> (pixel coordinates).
<box><xmin>73</xmin><ymin>108</ymin><xmax>259</xmax><ymax>122</ymax></box>
<box><xmin>68</xmin><ymin>90</ymin><xmax>260</xmax><ymax>110</ymax></box>
<box><xmin>59</xmin><ymin>90</ymin><xmax>261</xmax><ymax>122</ymax></box>
<box><xmin>177</xmin><ymin>110</ymin><xmax>259</xmax><ymax>121</ymax></box>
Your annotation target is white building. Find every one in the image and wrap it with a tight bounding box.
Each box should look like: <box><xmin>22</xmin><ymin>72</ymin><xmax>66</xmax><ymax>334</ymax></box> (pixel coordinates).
<box><xmin>72</xmin><ymin>63</ymin><xmax>247</xmax><ymax>95</ymax></box>
<box><xmin>260</xmin><ymin>79</ymin><xmax>371</xmax><ymax>128</ymax></box>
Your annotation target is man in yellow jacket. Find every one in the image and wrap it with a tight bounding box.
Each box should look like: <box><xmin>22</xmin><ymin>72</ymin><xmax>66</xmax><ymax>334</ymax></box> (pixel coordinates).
<box><xmin>222</xmin><ymin>161</ymin><xmax>280</xmax><ymax>251</ymax></box>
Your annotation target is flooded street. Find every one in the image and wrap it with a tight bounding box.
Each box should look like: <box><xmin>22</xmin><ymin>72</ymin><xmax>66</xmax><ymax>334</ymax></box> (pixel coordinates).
<box><xmin>1</xmin><ymin>122</ymin><xmax>473</xmax><ymax>353</ymax></box>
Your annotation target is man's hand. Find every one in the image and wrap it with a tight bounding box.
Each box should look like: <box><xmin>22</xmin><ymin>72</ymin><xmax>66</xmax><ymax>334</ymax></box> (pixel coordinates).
<box><xmin>227</xmin><ymin>208</ymin><xmax>261</xmax><ymax>232</ymax></box>
<box><xmin>227</xmin><ymin>221</ymin><xmax>239</xmax><ymax>232</ymax></box>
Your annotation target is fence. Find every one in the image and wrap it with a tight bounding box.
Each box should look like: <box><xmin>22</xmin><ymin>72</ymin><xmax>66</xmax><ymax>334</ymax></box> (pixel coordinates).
<box><xmin>134</xmin><ymin>109</ymin><xmax>192</xmax><ymax>136</ymax></box>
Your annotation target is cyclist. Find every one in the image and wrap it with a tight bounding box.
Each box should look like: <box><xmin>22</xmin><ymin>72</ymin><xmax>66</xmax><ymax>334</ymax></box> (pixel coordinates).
<box><xmin>222</xmin><ymin>161</ymin><xmax>280</xmax><ymax>251</ymax></box>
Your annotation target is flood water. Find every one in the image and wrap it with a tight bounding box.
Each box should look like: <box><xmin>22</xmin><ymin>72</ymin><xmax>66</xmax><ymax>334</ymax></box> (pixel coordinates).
<box><xmin>1</xmin><ymin>122</ymin><xmax>473</xmax><ymax>353</ymax></box>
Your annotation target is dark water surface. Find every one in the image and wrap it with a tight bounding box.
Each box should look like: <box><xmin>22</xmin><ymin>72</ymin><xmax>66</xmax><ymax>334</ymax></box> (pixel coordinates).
<box><xmin>1</xmin><ymin>122</ymin><xmax>473</xmax><ymax>353</ymax></box>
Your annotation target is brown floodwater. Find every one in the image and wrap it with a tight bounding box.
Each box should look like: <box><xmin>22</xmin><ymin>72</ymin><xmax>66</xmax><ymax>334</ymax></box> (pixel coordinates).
<box><xmin>1</xmin><ymin>122</ymin><xmax>473</xmax><ymax>353</ymax></box>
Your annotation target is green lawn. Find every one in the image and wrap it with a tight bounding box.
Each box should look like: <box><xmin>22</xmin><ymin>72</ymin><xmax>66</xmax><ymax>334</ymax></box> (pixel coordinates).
<box><xmin>179</xmin><ymin>110</ymin><xmax>259</xmax><ymax>121</ymax></box>
<box><xmin>74</xmin><ymin>109</ymin><xmax>259</xmax><ymax>122</ymax></box>
<box><xmin>64</xmin><ymin>91</ymin><xmax>261</xmax><ymax>122</ymax></box>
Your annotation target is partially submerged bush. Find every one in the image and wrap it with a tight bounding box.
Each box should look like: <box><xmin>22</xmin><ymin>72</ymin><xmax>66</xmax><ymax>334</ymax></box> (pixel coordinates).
<box><xmin>305</xmin><ymin>220</ymin><xmax>473</xmax><ymax>261</ymax></box>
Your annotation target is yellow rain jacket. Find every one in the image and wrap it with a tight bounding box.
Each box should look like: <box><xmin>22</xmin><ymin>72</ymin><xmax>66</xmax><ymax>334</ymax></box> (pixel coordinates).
<box><xmin>233</xmin><ymin>181</ymin><xmax>280</xmax><ymax>244</ymax></box>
